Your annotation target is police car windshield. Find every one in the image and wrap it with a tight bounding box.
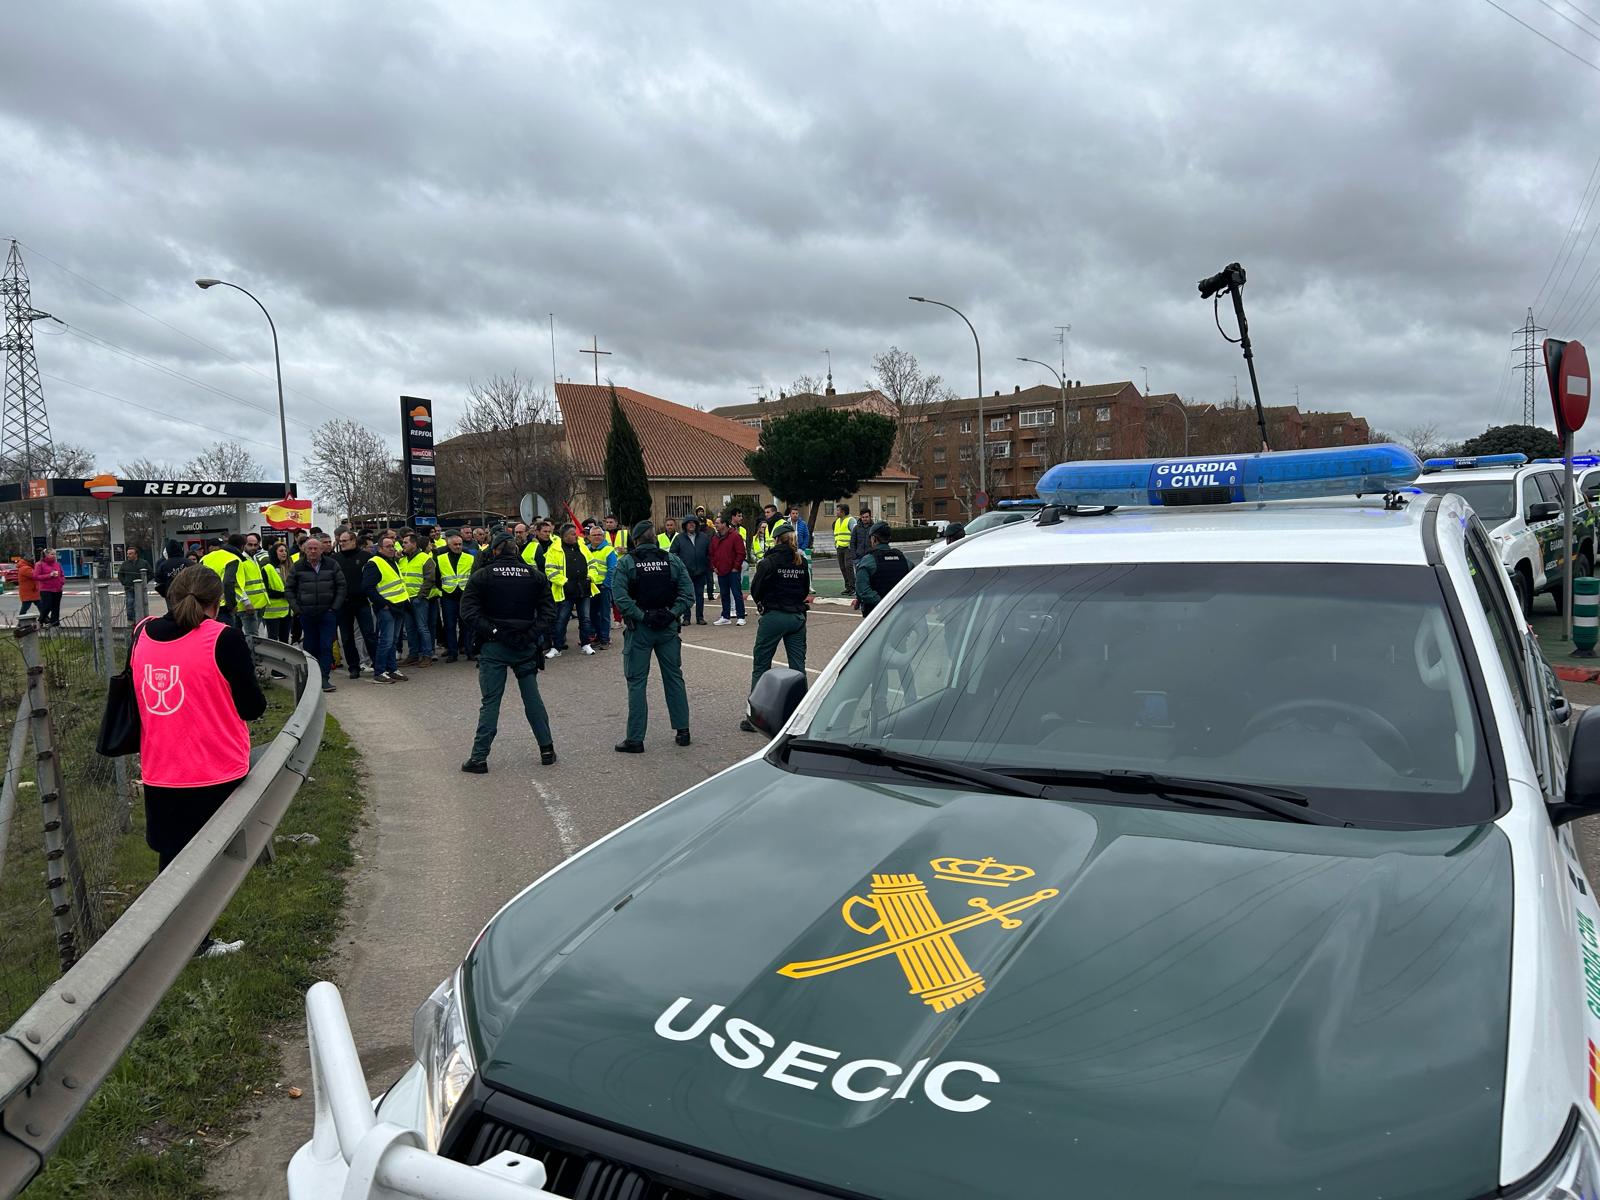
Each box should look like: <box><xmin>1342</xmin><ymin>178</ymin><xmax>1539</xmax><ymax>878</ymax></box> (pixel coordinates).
<box><xmin>798</xmin><ymin>562</ymin><xmax>1495</xmax><ymax>827</ymax></box>
<box><xmin>1413</xmin><ymin>479</ymin><xmax>1516</xmax><ymax>524</ymax></box>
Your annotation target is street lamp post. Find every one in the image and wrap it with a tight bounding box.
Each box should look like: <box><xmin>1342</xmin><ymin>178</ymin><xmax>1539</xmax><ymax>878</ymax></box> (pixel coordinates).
<box><xmin>1017</xmin><ymin>356</ymin><xmax>1069</xmax><ymax>454</ymax></box>
<box><xmin>1152</xmin><ymin>397</ymin><xmax>1190</xmax><ymax>455</ymax></box>
<box><xmin>909</xmin><ymin>296</ymin><xmax>984</xmax><ymax>500</ymax></box>
<box><xmin>195</xmin><ymin>278</ymin><xmax>290</xmax><ymax>497</ymax></box>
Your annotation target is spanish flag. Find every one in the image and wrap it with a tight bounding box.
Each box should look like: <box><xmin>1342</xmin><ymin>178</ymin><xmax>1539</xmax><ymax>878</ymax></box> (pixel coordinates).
<box><xmin>1589</xmin><ymin>1040</ymin><xmax>1599</xmax><ymax>1110</ymax></box>
<box><xmin>261</xmin><ymin>497</ymin><xmax>312</xmax><ymax>530</ymax></box>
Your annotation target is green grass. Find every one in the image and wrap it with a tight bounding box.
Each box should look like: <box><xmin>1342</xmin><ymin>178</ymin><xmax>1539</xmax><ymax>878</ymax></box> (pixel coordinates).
<box><xmin>19</xmin><ymin>700</ymin><xmax>364</xmax><ymax>1199</ymax></box>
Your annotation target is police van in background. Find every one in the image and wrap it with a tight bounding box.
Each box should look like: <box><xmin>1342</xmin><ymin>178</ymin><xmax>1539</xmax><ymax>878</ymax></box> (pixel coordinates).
<box><xmin>1414</xmin><ymin>453</ymin><xmax>1596</xmax><ymax>616</ymax></box>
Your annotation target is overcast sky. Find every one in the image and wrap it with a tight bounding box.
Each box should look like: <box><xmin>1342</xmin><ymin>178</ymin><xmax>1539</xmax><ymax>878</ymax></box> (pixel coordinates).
<box><xmin>4</xmin><ymin>0</ymin><xmax>1599</xmax><ymax>481</ymax></box>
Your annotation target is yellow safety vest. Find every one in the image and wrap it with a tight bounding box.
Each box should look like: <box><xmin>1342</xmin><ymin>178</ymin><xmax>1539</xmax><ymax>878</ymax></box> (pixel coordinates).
<box><xmin>833</xmin><ymin>516</ymin><xmax>852</xmax><ymax>547</ymax></box>
<box><xmin>607</xmin><ymin>529</ymin><xmax>629</xmax><ymax>552</ymax></box>
<box><xmin>750</xmin><ymin>530</ymin><xmax>769</xmax><ymax>559</ymax></box>
<box><xmin>261</xmin><ymin>562</ymin><xmax>290</xmax><ymax>620</ymax></box>
<box><xmin>369</xmin><ymin>555</ymin><xmax>409</xmax><ymax>605</ymax></box>
<box><xmin>583</xmin><ymin>541</ymin><xmax>614</xmax><ymax>589</ymax></box>
<box><xmin>235</xmin><ymin>554</ymin><xmax>267</xmax><ymax>611</ymax></box>
<box><xmin>435</xmin><ymin>551</ymin><xmax>472</xmax><ymax>594</ymax></box>
<box><xmin>398</xmin><ymin>551</ymin><xmax>429</xmax><ymax>599</ymax></box>
<box><xmin>200</xmin><ymin>548</ymin><xmax>244</xmax><ymax>609</ymax></box>
<box><xmin>523</xmin><ymin>540</ymin><xmax>566</xmax><ymax>602</ymax></box>
<box><xmin>433</xmin><ymin>536</ymin><xmax>447</xmax><ymax>551</ymax></box>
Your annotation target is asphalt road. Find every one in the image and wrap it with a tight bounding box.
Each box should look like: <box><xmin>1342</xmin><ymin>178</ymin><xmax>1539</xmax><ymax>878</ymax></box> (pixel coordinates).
<box><xmin>206</xmin><ymin>613</ymin><xmax>1600</xmax><ymax>1195</ymax></box>
<box><xmin>206</xmin><ymin>601</ymin><xmax>864</xmax><ymax>1196</ymax></box>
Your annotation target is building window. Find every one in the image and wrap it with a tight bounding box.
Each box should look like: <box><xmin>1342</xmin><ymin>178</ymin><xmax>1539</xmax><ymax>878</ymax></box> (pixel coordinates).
<box><xmin>883</xmin><ymin>498</ymin><xmax>897</xmax><ymax>518</ymax></box>
<box><xmin>959</xmin><ymin>419</ymin><xmax>973</xmax><ymax>434</ymax></box>
<box><xmin>1019</xmin><ymin>409</ymin><xmax>1055</xmax><ymax>427</ymax></box>
<box><xmin>987</xmin><ymin>440</ymin><xmax>1011</xmax><ymax>458</ymax></box>
<box><xmin>1067</xmin><ymin>408</ymin><xmax>1081</xmax><ymax>423</ymax></box>
<box><xmin>1026</xmin><ymin>440</ymin><xmax>1042</xmax><ymax>457</ymax></box>
<box><xmin>989</xmin><ymin>416</ymin><xmax>1008</xmax><ymax>432</ymax></box>
<box><xmin>933</xmin><ymin>446</ymin><xmax>946</xmax><ymax>464</ymax></box>
<box><xmin>934</xmin><ymin>498</ymin><xmax>948</xmax><ymax>514</ymax></box>
<box><xmin>959</xmin><ymin>446</ymin><xmax>973</xmax><ymax>461</ymax></box>
<box><xmin>934</xmin><ymin>423</ymin><xmax>946</xmax><ymax>437</ymax></box>
<box><xmin>1095</xmin><ymin>435</ymin><xmax>1112</xmax><ymax>452</ymax></box>
<box><xmin>913</xmin><ymin>500</ymin><xmax>925</xmax><ymax>515</ymax></box>
<box><xmin>741</xmin><ymin>418</ymin><xmax>762</xmax><ymax>429</ymax></box>
<box><xmin>933</xmin><ymin>473</ymin><xmax>948</xmax><ymax>489</ymax></box>
<box><xmin>666</xmin><ymin>494</ymin><xmax>694</xmax><ymax>518</ymax></box>
<box><xmin>1095</xmin><ymin>405</ymin><xmax>1112</xmax><ymax>422</ymax></box>
<box><xmin>993</xmin><ymin>470</ymin><xmax>1009</xmax><ymax>486</ymax></box>
<box><xmin>1331</xmin><ymin>424</ymin><xmax>1343</xmax><ymax>436</ymax></box>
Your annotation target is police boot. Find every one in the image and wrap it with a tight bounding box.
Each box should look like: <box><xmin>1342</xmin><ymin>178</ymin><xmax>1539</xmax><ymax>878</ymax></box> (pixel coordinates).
<box><xmin>540</xmin><ymin>744</ymin><xmax>557</xmax><ymax>766</ymax></box>
<box><xmin>614</xmin><ymin>739</ymin><xmax>645</xmax><ymax>753</ymax></box>
<box><xmin>675</xmin><ymin>729</ymin><xmax>691</xmax><ymax>747</ymax></box>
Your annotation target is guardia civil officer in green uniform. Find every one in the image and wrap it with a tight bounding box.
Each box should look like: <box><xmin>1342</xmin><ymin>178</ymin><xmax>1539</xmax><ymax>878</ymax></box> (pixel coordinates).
<box><xmin>853</xmin><ymin>522</ymin><xmax>911</xmax><ymax>618</ymax></box>
<box><xmin>459</xmin><ymin>531</ymin><xmax>559</xmax><ymax>774</ymax></box>
<box><xmin>741</xmin><ymin>521</ymin><xmax>811</xmax><ymax>733</ymax></box>
<box><xmin>614</xmin><ymin>519</ymin><xmax>693</xmax><ymax>753</ymax></box>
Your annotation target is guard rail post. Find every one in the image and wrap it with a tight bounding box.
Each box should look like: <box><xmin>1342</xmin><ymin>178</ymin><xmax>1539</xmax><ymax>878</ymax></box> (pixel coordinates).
<box><xmin>1575</xmin><ymin>577</ymin><xmax>1599</xmax><ymax>658</ymax></box>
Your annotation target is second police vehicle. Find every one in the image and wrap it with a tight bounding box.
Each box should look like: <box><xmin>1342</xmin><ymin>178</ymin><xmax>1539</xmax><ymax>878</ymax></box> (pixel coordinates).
<box><xmin>290</xmin><ymin>445</ymin><xmax>1600</xmax><ymax>1200</ymax></box>
<box><xmin>1414</xmin><ymin>452</ymin><xmax>1596</xmax><ymax>615</ymax></box>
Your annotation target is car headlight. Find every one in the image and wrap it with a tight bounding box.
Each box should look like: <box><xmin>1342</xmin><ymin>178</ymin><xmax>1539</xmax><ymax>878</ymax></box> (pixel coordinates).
<box><xmin>1509</xmin><ymin>1114</ymin><xmax>1600</xmax><ymax>1199</ymax></box>
<box><xmin>412</xmin><ymin>968</ymin><xmax>476</xmax><ymax>1152</ymax></box>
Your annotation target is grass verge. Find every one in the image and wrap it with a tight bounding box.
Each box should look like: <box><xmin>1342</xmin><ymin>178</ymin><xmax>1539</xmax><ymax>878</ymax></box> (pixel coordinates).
<box><xmin>20</xmin><ymin>698</ymin><xmax>363</xmax><ymax>1199</ymax></box>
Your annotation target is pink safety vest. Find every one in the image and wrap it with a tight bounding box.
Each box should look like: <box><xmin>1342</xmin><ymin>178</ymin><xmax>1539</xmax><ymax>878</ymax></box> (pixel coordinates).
<box><xmin>131</xmin><ymin>619</ymin><xmax>251</xmax><ymax>787</ymax></box>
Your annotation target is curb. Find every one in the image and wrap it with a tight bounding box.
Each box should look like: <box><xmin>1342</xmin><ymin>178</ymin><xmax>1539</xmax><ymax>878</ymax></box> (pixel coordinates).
<box><xmin>1556</xmin><ymin>664</ymin><xmax>1600</xmax><ymax>683</ymax></box>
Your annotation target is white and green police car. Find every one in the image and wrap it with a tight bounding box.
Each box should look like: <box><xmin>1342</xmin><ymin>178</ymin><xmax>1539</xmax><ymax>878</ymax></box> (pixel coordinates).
<box><xmin>291</xmin><ymin>444</ymin><xmax>1600</xmax><ymax>1200</ymax></box>
<box><xmin>1414</xmin><ymin>452</ymin><xmax>1596</xmax><ymax>615</ymax></box>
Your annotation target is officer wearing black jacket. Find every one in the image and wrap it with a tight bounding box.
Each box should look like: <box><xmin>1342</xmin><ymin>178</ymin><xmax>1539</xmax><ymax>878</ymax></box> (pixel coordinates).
<box><xmin>741</xmin><ymin>521</ymin><xmax>811</xmax><ymax>732</ymax></box>
<box><xmin>459</xmin><ymin>531</ymin><xmax>558</xmax><ymax>773</ymax></box>
<box><xmin>853</xmin><ymin>523</ymin><xmax>911</xmax><ymax>618</ymax></box>
<box><xmin>614</xmin><ymin>519</ymin><xmax>693</xmax><ymax>753</ymax></box>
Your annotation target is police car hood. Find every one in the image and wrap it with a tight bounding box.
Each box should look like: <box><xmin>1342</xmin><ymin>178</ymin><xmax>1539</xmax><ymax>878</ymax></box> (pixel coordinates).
<box><xmin>465</xmin><ymin>761</ymin><xmax>1511</xmax><ymax>1200</ymax></box>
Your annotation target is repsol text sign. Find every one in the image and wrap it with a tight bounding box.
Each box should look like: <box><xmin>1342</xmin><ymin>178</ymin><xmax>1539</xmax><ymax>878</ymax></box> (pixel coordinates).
<box><xmin>141</xmin><ymin>481</ymin><xmax>235</xmax><ymax>496</ymax></box>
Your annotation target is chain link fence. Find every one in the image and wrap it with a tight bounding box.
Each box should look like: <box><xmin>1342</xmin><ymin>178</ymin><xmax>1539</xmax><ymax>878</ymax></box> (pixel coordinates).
<box><xmin>0</xmin><ymin>581</ymin><xmax>151</xmax><ymax>1031</ymax></box>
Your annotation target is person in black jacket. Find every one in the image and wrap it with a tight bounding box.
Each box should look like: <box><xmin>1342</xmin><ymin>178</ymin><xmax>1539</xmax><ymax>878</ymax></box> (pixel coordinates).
<box><xmin>332</xmin><ymin>528</ymin><xmax>378</xmax><ymax>680</ymax></box>
<box><xmin>285</xmin><ymin>534</ymin><xmax>347</xmax><ymax>692</ymax></box>
<box><xmin>459</xmin><ymin>532</ymin><xmax>558</xmax><ymax>773</ymax></box>
<box><xmin>152</xmin><ymin>540</ymin><xmax>187</xmax><ymax>600</ymax></box>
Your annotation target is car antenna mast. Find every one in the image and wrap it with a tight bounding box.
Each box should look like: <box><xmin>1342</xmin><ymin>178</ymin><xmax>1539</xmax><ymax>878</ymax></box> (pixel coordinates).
<box><xmin>1198</xmin><ymin>262</ymin><xmax>1269</xmax><ymax>452</ymax></box>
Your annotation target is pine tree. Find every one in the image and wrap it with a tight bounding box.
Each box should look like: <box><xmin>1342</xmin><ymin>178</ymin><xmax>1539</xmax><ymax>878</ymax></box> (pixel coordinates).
<box><xmin>603</xmin><ymin>384</ymin><xmax>653</xmax><ymax>530</ymax></box>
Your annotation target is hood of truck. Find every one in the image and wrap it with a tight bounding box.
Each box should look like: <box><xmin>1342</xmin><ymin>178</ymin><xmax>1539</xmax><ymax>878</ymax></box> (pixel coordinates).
<box><xmin>465</xmin><ymin>760</ymin><xmax>1511</xmax><ymax>1200</ymax></box>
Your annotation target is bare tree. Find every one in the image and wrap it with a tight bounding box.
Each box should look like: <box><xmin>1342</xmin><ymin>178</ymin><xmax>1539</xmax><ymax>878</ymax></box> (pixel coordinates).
<box><xmin>869</xmin><ymin>347</ymin><xmax>952</xmax><ymax>505</ymax></box>
<box><xmin>1400</xmin><ymin>422</ymin><xmax>1447</xmax><ymax>461</ymax></box>
<box><xmin>185</xmin><ymin>440</ymin><xmax>265</xmax><ymax>481</ymax></box>
<box><xmin>787</xmin><ymin>373</ymin><xmax>826</xmax><ymax>397</ymax></box>
<box><xmin>451</xmin><ymin>373</ymin><xmax>579</xmax><ymax>515</ymax></box>
<box><xmin>301</xmin><ymin>418</ymin><xmax>393</xmax><ymax>522</ymax></box>
<box><xmin>117</xmin><ymin>456</ymin><xmax>177</xmax><ymax>478</ymax></box>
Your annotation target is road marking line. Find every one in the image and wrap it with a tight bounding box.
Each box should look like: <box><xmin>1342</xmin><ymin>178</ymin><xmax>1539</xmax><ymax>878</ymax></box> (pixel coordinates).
<box><xmin>681</xmin><ymin>641</ymin><xmax>821</xmax><ymax>675</ymax></box>
<box><xmin>530</xmin><ymin>778</ymin><xmax>581</xmax><ymax>859</ymax></box>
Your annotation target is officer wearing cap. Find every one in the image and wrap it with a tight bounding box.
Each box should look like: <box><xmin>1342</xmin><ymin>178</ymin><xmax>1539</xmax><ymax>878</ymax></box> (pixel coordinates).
<box><xmin>853</xmin><ymin>522</ymin><xmax>911</xmax><ymax>618</ymax></box>
<box><xmin>459</xmin><ymin>531</ymin><xmax>559</xmax><ymax>774</ymax></box>
<box><xmin>613</xmin><ymin>519</ymin><xmax>693</xmax><ymax>753</ymax></box>
<box><xmin>742</xmin><ymin>520</ymin><xmax>812</xmax><ymax>732</ymax></box>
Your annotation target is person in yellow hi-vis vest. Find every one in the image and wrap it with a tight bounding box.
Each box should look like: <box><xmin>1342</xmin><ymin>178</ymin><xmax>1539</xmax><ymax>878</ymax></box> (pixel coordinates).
<box><xmin>260</xmin><ymin>542</ymin><xmax>292</xmax><ymax>641</ymax></box>
<box><xmin>832</xmin><ymin>503</ymin><xmax>857</xmax><ymax>598</ymax></box>
<box><xmin>398</xmin><ymin>532</ymin><xmax>436</xmax><ymax>666</ymax></box>
<box><xmin>604</xmin><ymin>514</ymin><xmax>629</xmax><ymax>554</ymax></box>
<box><xmin>582</xmin><ymin>524</ymin><xmax>619</xmax><ymax>651</ymax></box>
<box><xmin>523</xmin><ymin>519</ymin><xmax>567</xmax><ymax>653</ymax></box>
<box><xmin>361</xmin><ymin>533</ymin><xmax>412</xmax><ymax>682</ymax></box>
<box><xmin>435</xmin><ymin>532</ymin><xmax>476</xmax><ymax>662</ymax></box>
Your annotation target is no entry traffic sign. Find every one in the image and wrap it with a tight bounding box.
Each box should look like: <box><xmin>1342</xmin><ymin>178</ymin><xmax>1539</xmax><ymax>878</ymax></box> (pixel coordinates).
<box><xmin>1545</xmin><ymin>338</ymin><xmax>1591</xmax><ymax>435</ymax></box>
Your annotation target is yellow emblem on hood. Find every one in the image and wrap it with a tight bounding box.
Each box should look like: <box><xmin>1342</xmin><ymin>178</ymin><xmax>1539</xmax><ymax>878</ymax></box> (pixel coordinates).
<box><xmin>778</xmin><ymin>859</ymin><xmax>1058</xmax><ymax>1012</ymax></box>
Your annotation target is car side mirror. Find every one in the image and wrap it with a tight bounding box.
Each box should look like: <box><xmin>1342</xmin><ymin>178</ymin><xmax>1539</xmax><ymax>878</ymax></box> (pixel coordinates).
<box><xmin>1529</xmin><ymin>500</ymin><xmax>1561</xmax><ymax>522</ymax></box>
<box><xmin>1555</xmin><ymin>707</ymin><xmax>1600</xmax><ymax>824</ymax></box>
<box><xmin>747</xmin><ymin>668</ymin><xmax>807</xmax><ymax>736</ymax></box>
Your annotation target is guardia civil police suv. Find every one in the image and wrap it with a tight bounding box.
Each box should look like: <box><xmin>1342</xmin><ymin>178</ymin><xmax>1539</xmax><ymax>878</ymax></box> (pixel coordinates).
<box><xmin>291</xmin><ymin>444</ymin><xmax>1600</xmax><ymax>1200</ymax></box>
<box><xmin>1414</xmin><ymin>452</ymin><xmax>1596</xmax><ymax>615</ymax></box>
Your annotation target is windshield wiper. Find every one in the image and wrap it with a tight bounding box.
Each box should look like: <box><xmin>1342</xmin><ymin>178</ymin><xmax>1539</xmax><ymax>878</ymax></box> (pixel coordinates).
<box><xmin>999</xmin><ymin>766</ymin><xmax>1344</xmax><ymax>826</ymax></box>
<box><xmin>781</xmin><ymin>738</ymin><xmax>1047</xmax><ymax>798</ymax></box>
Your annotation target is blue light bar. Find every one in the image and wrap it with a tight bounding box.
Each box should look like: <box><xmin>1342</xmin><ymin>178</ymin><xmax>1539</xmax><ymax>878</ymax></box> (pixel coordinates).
<box><xmin>1534</xmin><ymin>455</ymin><xmax>1600</xmax><ymax>467</ymax></box>
<box><xmin>995</xmin><ymin>498</ymin><xmax>1045</xmax><ymax>509</ymax></box>
<box><xmin>1037</xmin><ymin>444</ymin><xmax>1423</xmax><ymax>508</ymax></box>
<box><xmin>1420</xmin><ymin>453</ymin><xmax>1527</xmax><ymax>472</ymax></box>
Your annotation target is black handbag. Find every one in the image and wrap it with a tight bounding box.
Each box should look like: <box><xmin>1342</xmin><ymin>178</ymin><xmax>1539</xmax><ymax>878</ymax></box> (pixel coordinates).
<box><xmin>96</xmin><ymin>618</ymin><xmax>149</xmax><ymax>758</ymax></box>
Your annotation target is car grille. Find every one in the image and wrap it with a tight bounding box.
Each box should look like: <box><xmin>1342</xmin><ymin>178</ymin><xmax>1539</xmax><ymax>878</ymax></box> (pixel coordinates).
<box><xmin>445</xmin><ymin>1088</ymin><xmax>861</xmax><ymax>1200</ymax></box>
<box><xmin>460</xmin><ymin>1116</ymin><xmax>716</xmax><ymax>1199</ymax></box>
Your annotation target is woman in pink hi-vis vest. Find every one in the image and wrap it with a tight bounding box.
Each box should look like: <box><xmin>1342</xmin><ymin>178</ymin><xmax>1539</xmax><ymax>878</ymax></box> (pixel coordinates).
<box><xmin>131</xmin><ymin>564</ymin><xmax>265</xmax><ymax>957</ymax></box>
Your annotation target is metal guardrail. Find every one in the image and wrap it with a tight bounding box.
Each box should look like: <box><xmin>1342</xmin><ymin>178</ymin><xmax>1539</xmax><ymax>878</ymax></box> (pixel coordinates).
<box><xmin>0</xmin><ymin>635</ymin><xmax>326</xmax><ymax>1197</ymax></box>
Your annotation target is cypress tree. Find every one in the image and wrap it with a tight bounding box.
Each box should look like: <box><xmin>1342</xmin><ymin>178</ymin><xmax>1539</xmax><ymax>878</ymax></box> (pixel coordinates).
<box><xmin>603</xmin><ymin>384</ymin><xmax>654</xmax><ymax>530</ymax></box>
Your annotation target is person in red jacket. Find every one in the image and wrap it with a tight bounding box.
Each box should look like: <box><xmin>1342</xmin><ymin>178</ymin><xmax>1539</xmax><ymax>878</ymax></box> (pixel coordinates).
<box><xmin>12</xmin><ymin>556</ymin><xmax>38</xmax><ymax>617</ymax></box>
<box><xmin>33</xmin><ymin>550</ymin><xmax>65</xmax><ymax>626</ymax></box>
<box><xmin>709</xmin><ymin>514</ymin><xmax>747</xmax><ymax>626</ymax></box>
